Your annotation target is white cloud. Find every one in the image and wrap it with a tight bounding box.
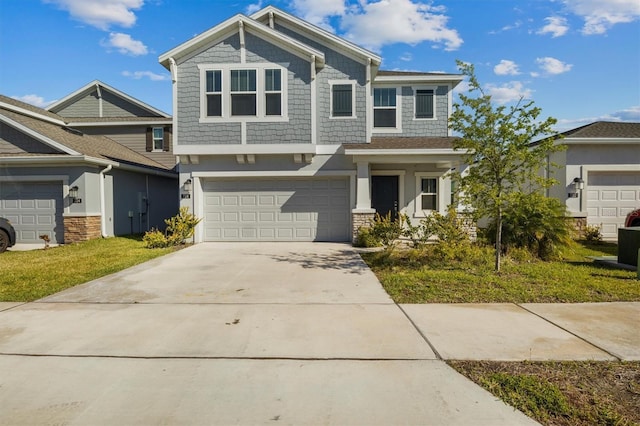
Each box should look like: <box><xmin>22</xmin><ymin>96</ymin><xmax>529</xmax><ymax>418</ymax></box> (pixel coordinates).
<box><xmin>292</xmin><ymin>0</ymin><xmax>345</xmax><ymax>28</ymax></box>
<box><xmin>11</xmin><ymin>95</ymin><xmax>57</xmax><ymax>108</ymax></box>
<box><xmin>245</xmin><ymin>1</ymin><xmax>263</xmax><ymax>15</ymax></box>
<box><xmin>341</xmin><ymin>0</ymin><xmax>463</xmax><ymax>50</ymax></box>
<box><xmin>556</xmin><ymin>106</ymin><xmax>640</xmax><ymax>131</ymax></box>
<box><xmin>494</xmin><ymin>60</ymin><xmax>520</xmax><ymax>76</ymax></box>
<box><xmin>44</xmin><ymin>0</ymin><xmax>143</xmax><ymax>30</ymax></box>
<box><xmin>122</xmin><ymin>70</ymin><xmax>170</xmax><ymax>81</ymax></box>
<box><xmin>400</xmin><ymin>52</ymin><xmax>413</xmax><ymax>62</ymax></box>
<box><xmin>485</xmin><ymin>81</ymin><xmax>533</xmax><ymax>104</ymax></box>
<box><xmin>102</xmin><ymin>32</ymin><xmax>148</xmax><ymax>56</ymax></box>
<box><xmin>535</xmin><ymin>57</ymin><xmax>573</xmax><ymax>75</ymax></box>
<box><xmin>537</xmin><ymin>16</ymin><xmax>569</xmax><ymax>37</ymax></box>
<box><xmin>562</xmin><ymin>0</ymin><xmax>640</xmax><ymax>35</ymax></box>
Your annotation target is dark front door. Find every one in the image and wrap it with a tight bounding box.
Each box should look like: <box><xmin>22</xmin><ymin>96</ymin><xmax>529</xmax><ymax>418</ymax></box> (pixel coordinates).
<box><xmin>371</xmin><ymin>175</ymin><xmax>399</xmax><ymax>220</ymax></box>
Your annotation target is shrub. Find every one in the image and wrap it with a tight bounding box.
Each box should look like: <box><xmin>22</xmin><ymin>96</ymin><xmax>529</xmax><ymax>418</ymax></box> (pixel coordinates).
<box><xmin>421</xmin><ymin>207</ymin><xmax>470</xmax><ymax>244</ymax></box>
<box><xmin>369</xmin><ymin>212</ymin><xmax>404</xmax><ymax>251</ymax></box>
<box><xmin>487</xmin><ymin>193</ymin><xmax>574</xmax><ymax>260</ymax></box>
<box><xmin>143</xmin><ymin>207</ymin><xmax>201</xmax><ymax>249</ymax></box>
<box><xmin>402</xmin><ymin>214</ymin><xmax>434</xmax><ymax>248</ymax></box>
<box><xmin>354</xmin><ymin>226</ymin><xmax>381</xmax><ymax>248</ymax></box>
<box><xmin>583</xmin><ymin>224</ymin><xmax>603</xmax><ymax>243</ymax></box>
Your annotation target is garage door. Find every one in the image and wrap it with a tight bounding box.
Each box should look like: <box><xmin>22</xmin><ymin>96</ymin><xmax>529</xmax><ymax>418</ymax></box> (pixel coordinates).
<box><xmin>586</xmin><ymin>172</ymin><xmax>640</xmax><ymax>239</ymax></box>
<box><xmin>202</xmin><ymin>178</ymin><xmax>350</xmax><ymax>241</ymax></box>
<box><xmin>0</xmin><ymin>181</ymin><xmax>64</xmax><ymax>243</ymax></box>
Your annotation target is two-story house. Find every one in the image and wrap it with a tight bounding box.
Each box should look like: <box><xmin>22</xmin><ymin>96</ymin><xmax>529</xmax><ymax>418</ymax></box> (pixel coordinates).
<box><xmin>159</xmin><ymin>6</ymin><xmax>466</xmax><ymax>243</ymax></box>
<box><xmin>47</xmin><ymin>81</ymin><xmax>176</xmax><ymax>170</ymax></box>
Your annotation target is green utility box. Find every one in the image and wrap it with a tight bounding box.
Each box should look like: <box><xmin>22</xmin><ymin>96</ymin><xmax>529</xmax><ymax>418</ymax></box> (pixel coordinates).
<box><xmin>618</xmin><ymin>227</ymin><xmax>640</xmax><ymax>267</ymax></box>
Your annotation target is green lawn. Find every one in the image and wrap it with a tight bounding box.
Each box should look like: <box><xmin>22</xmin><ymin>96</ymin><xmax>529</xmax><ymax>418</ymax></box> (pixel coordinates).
<box><xmin>361</xmin><ymin>241</ymin><xmax>640</xmax><ymax>303</ymax></box>
<box><xmin>0</xmin><ymin>236</ymin><xmax>179</xmax><ymax>302</ymax></box>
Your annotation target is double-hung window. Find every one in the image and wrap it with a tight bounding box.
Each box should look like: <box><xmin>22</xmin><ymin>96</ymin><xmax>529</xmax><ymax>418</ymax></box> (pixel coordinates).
<box><xmin>230</xmin><ymin>69</ymin><xmax>257</xmax><ymax>116</ymax></box>
<box><xmin>415</xmin><ymin>88</ymin><xmax>435</xmax><ymax>119</ymax></box>
<box><xmin>200</xmin><ymin>64</ymin><xmax>286</xmax><ymax>121</ymax></box>
<box><xmin>152</xmin><ymin>127</ymin><xmax>164</xmax><ymax>151</ymax></box>
<box><xmin>330</xmin><ymin>81</ymin><xmax>355</xmax><ymax>118</ymax></box>
<box><xmin>265</xmin><ymin>68</ymin><xmax>282</xmax><ymax>116</ymax></box>
<box><xmin>373</xmin><ymin>87</ymin><xmax>397</xmax><ymax>128</ymax></box>
<box><xmin>205</xmin><ymin>70</ymin><xmax>222</xmax><ymax>117</ymax></box>
<box><xmin>415</xmin><ymin>173</ymin><xmax>443</xmax><ymax>216</ymax></box>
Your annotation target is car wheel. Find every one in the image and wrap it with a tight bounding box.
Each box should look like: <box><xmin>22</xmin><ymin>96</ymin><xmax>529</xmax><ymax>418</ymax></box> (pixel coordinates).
<box><xmin>0</xmin><ymin>229</ymin><xmax>9</xmax><ymax>253</ymax></box>
<box><xmin>631</xmin><ymin>219</ymin><xmax>640</xmax><ymax>227</ymax></box>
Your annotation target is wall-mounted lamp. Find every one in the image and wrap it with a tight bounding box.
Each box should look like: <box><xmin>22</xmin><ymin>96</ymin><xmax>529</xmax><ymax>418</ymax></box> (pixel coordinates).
<box><xmin>69</xmin><ymin>186</ymin><xmax>82</xmax><ymax>203</ymax></box>
<box><xmin>181</xmin><ymin>179</ymin><xmax>193</xmax><ymax>199</ymax></box>
<box><xmin>573</xmin><ymin>177</ymin><xmax>585</xmax><ymax>191</ymax></box>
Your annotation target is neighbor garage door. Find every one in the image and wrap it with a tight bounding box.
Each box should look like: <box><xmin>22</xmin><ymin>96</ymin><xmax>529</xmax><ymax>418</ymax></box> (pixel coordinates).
<box><xmin>0</xmin><ymin>181</ymin><xmax>64</xmax><ymax>243</ymax></box>
<box><xmin>586</xmin><ymin>172</ymin><xmax>640</xmax><ymax>239</ymax></box>
<box><xmin>202</xmin><ymin>177</ymin><xmax>350</xmax><ymax>241</ymax></box>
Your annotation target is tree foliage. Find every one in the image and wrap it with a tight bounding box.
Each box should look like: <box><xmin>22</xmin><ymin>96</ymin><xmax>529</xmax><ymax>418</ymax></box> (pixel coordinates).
<box><xmin>449</xmin><ymin>60</ymin><xmax>563</xmax><ymax>271</ymax></box>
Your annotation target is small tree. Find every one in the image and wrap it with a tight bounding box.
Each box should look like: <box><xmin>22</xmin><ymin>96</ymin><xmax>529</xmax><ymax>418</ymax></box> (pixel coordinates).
<box><xmin>449</xmin><ymin>60</ymin><xmax>562</xmax><ymax>271</ymax></box>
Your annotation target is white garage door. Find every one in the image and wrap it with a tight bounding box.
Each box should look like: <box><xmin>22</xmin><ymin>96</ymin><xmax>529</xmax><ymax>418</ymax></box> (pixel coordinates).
<box><xmin>0</xmin><ymin>181</ymin><xmax>64</xmax><ymax>243</ymax></box>
<box><xmin>586</xmin><ymin>172</ymin><xmax>640</xmax><ymax>239</ymax></box>
<box><xmin>202</xmin><ymin>177</ymin><xmax>350</xmax><ymax>242</ymax></box>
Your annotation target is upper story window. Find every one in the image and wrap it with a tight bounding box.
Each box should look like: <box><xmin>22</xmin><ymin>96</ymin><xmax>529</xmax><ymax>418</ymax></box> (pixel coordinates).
<box><xmin>373</xmin><ymin>87</ymin><xmax>398</xmax><ymax>129</ymax></box>
<box><xmin>414</xmin><ymin>87</ymin><xmax>435</xmax><ymax>119</ymax></box>
<box><xmin>199</xmin><ymin>64</ymin><xmax>287</xmax><ymax>122</ymax></box>
<box><xmin>152</xmin><ymin>127</ymin><xmax>164</xmax><ymax>151</ymax></box>
<box><xmin>330</xmin><ymin>80</ymin><xmax>356</xmax><ymax>118</ymax></box>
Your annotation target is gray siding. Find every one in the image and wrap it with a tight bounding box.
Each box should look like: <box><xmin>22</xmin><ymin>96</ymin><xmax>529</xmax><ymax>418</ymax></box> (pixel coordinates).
<box><xmin>245</xmin><ymin>33</ymin><xmax>311</xmax><ymax>144</ymax></box>
<box><xmin>80</xmin><ymin>125</ymin><xmax>176</xmax><ymax>169</ymax></box>
<box><xmin>177</xmin><ymin>34</ymin><xmax>242</xmax><ymax>145</ymax></box>
<box><xmin>274</xmin><ymin>23</ymin><xmax>367</xmax><ymax>145</ymax></box>
<box><xmin>56</xmin><ymin>90</ymin><xmax>160</xmax><ymax>118</ymax></box>
<box><xmin>391</xmin><ymin>85</ymin><xmax>450</xmax><ymax>137</ymax></box>
<box><xmin>0</xmin><ymin>123</ymin><xmax>60</xmax><ymax>154</ymax></box>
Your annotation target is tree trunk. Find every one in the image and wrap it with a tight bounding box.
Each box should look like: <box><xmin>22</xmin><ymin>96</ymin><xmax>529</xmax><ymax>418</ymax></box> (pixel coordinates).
<box><xmin>495</xmin><ymin>211</ymin><xmax>502</xmax><ymax>272</ymax></box>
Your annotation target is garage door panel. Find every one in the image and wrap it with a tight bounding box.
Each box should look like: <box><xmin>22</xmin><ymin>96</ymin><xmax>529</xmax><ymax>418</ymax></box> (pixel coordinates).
<box><xmin>203</xmin><ymin>178</ymin><xmax>350</xmax><ymax>242</ymax></box>
<box><xmin>587</xmin><ymin>172</ymin><xmax>640</xmax><ymax>239</ymax></box>
<box><xmin>0</xmin><ymin>182</ymin><xmax>63</xmax><ymax>244</ymax></box>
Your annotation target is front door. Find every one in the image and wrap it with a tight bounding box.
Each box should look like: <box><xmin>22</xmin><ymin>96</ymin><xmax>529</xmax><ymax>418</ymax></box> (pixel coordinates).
<box><xmin>371</xmin><ymin>175</ymin><xmax>399</xmax><ymax>220</ymax></box>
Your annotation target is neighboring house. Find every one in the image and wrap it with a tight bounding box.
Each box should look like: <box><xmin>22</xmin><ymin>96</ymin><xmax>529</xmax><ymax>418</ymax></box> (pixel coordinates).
<box><xmin>0</xmin><ymin>95</ymin><xmax>178</xmax><ymax>244</ymax></box>
<box><xmin>548</xmin><ymin>121</ymin><xmax>640</xmax><ymax>240</ymax></box>
<box><xmin>158</xmin><ymin>6</ymin><xmax>466</xmax><ymax>243</ymax></box>
<box><xmin>47</xmin><ymin>81</ymin><xmax>176</xmax><ymax>170</ymax></box>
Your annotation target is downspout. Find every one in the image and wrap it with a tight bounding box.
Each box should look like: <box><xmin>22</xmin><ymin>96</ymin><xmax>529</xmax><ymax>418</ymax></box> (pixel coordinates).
<box><xmin>100</xmin><ymin>164</ymin><xmax>113</xmax><ymax>237</ymax></box>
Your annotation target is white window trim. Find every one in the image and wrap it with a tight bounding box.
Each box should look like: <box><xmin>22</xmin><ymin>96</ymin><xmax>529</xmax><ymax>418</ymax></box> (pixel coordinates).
<box><xmin>372</xmin><ymin>85</ymin><xmax>402</xmax><ymax>133</ymax></box>
<box><xmin>414</xmin><ymin>172</ymin><xmax>445</xmax><ymax>217</ymax></box>
<box><xmin>152</xmin><ymin>127</ymin><xmax>164</xmax><ymax>152</ymax></box>
<box><xmin>412</xmin><ymin>85</ymin><xmax>436</xmax><ymax>121</ymax></box>
<box><xmin>198</xmin><ymin>63</ymin><xmax>289</xmax><ymax>123</ymax></box>
<box><xmin>329</xmin><ymin>79</ymin><xmax>357</xmax><ymax>119</ymax></box>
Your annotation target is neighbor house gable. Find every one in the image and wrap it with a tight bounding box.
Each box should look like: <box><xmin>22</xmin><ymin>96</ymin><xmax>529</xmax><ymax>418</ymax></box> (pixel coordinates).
<box><xmin>47</xmin><ymin>80</ymin><xmax>170</xmax><ymax>119</ymax></box>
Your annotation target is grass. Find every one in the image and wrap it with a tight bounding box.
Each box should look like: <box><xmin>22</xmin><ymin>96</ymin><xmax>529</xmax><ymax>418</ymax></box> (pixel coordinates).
<box><xmin>361</xmin><ymin>241</ymin><xmax>640</xmax><ymax>303</ymax></box>
<box><xmin>0</xmin><ymin>236</ymin><xmax>179</xmax><ymax>302</ymax></box>
<box><xmin>449</xmin><ymin>361</ymin><xmax>640</xmax><ymax>426</ymax></box>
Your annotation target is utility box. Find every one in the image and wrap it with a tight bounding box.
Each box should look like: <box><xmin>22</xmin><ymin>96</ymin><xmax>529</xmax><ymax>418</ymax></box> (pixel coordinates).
<box><xmin>618</xmin><ymin>227</ymin><xmax>640</xmax><ymax>267</ymax></box>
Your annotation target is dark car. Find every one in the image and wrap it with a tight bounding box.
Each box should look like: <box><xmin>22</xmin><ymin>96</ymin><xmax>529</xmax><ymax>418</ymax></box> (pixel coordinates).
<box><xmin>625</xmin><ymin>208</ymin><xmax>640</xmax><ymax>227</ymax></box>
<box><xmin>0</xmin><ymin>217</ymin><xmax>17</xmax><ymax>253</ymax></box>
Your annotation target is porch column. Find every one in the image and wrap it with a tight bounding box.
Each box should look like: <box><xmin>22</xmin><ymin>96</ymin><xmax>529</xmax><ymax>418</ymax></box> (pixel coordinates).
<box><xmin>354</xmin><ymin>161</ymin><xmax>374</xmax><ymax>211</ymax></box>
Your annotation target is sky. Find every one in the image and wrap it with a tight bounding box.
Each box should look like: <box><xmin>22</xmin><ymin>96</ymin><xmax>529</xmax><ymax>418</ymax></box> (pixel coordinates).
<box><xmin>1</xmin><ymin>0</ymin><xmax>639</xmax><ymax>131</ymax></box>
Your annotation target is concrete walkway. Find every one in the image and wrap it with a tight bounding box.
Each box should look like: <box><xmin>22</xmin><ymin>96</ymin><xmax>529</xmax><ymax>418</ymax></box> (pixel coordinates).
<box><xmin>0</xmin><ymin>242</ymin><xmax>637</xmax><ymax>425</ymax></box>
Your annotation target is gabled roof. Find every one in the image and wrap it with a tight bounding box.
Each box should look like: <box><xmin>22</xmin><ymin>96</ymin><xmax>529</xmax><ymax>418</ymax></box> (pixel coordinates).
<box><xmin>251</xmin><ymin>6</ymin><xmax>381</xmax><ymax>67</ymax></box>
<box><xmin>561</xmin><ymin>121</ymin><xmax>640</xmax><ymax>139</ymax></box>
<box><xmin>159</xmin><ymin>12</ymin><xmax>325</xmax><ymax>69</ymax></box>
<box><xmin>46</xmin><ymin>80</ymin><xmax>170</xmax><ymax>118</ymax></box>
<box><xmin>0</xmin><ymin>95</ymin><xmax>171</xmax><ymax>172</ymax></box>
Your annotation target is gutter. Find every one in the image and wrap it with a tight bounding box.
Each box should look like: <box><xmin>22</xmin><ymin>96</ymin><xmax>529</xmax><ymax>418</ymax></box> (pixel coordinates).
<box><xmin>99</xmin><ymin>164</ymin><xmax>113</xmax><ymax>237</ymax></box>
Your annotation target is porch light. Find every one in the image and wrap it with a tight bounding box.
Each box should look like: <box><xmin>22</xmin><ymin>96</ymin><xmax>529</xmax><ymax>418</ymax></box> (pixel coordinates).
<box><xmin>184</xmin><ymin>179</ymin><xmax>192</xmax><ymax>193</ymax></box>
<box><xmin>69</xmin><ymin>186</ymin><xmax>81</xmax><ymax>203</ymax></box>
<box><xmin>572</xmin><ymin>177</ymin><xmax>584</xmax><ymax>191</ymax></box>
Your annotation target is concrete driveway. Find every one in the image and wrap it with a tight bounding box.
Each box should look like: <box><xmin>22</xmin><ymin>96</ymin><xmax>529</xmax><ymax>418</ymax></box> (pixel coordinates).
<box><xmin>0</xmin><ymin>242</ymin><xmax>535</xmax><ymax>425</ymax></box>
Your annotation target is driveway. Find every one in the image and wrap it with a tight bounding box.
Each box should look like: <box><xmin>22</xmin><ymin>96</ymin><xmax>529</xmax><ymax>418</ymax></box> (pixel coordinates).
<box><xmin>0</xmin><ymin>243</ymin><xmax>536</xmax><ymax>425</ymax></box>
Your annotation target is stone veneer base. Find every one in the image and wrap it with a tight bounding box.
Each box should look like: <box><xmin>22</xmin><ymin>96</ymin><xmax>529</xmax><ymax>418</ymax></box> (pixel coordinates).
<box><xmin>64</xmin><ymin>215</ymin><xmax>102</xmax><ymax>244</ymax></box>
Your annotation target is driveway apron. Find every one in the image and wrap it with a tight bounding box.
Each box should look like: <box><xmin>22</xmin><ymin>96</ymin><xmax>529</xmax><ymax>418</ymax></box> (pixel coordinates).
<box><xmin>0</xmin><ymin>242</ymin><xmax>536</xmax><ymax>425</ymax></box>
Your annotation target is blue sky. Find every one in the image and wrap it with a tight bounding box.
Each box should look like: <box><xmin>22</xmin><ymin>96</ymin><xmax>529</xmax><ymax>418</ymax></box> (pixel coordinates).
<box><xmin>1</xmin><ymin>0</ymin><xmax>638</xmax><ymax>131</ymax></box>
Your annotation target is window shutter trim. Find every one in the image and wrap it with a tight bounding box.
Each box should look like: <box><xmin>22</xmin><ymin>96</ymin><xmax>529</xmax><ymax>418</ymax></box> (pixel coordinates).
<box><xmin>163</xmin><ymin>126</ymin><xmax>171</xmax><ymax>152</ymax></box>
<box><xmin>145</xmin><ymin>127</ymin><xmax>153</xmax><ymax>152</ymax></box>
